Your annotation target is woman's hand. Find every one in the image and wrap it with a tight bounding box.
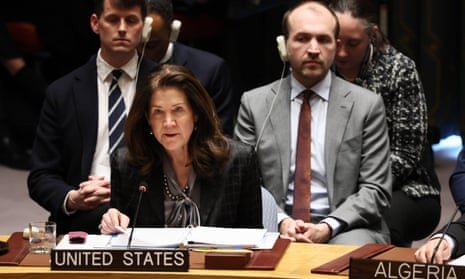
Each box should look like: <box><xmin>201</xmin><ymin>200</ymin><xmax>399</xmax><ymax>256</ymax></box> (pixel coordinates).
<box><xmin>99</xmin><ymin>208</ymin><xmax>130</xmax><ymax>235</ymax></box>
<box><xmin>415</xmin><ymin>237</ymin><xmax>452</xmax><ymax>264</ymax></box>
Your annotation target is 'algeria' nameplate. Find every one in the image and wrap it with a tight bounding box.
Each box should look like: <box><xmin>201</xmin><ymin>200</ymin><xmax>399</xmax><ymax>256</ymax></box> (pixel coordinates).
<box><xmin>51</xmin><ymin>249</ymin><xmax>189</xmax><ymax>271</ymax></box>
<box><xmin>349</xmin><ymin>258</ymin><xmax>465</xmax><ymax>279</ymax></box>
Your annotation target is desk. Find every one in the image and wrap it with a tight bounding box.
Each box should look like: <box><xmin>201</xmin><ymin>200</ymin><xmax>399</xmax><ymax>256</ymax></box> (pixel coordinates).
<box><xmin>0</xmin><ymin>235</ymin><xmax>357</xmax><ymax>279</ymax></box>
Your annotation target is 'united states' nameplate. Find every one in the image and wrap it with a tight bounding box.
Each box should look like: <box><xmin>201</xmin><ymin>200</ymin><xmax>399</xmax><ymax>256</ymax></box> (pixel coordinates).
<box><xmin>51</xmin><ymin>249</ymin><xmax>189</xmax><ymax>271</ymax></box>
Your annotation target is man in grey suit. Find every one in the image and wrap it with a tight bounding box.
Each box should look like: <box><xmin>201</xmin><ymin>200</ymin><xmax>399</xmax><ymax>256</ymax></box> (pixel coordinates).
<box><xmin>234</xmin><ymin>1</ymin><xmax>392</xmax><ymax>244</ymax></box>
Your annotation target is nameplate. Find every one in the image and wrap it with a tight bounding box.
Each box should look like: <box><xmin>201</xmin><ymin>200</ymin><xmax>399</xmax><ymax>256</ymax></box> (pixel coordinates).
<box><xmin>349</xmin><ymin>258</ymin><xmax>465</xmax><ymax>279</ymax></box>
<box><xmin>51</xmin><ymin>249</ymin><xmax>189</xmax><ymax>272</ymax></box>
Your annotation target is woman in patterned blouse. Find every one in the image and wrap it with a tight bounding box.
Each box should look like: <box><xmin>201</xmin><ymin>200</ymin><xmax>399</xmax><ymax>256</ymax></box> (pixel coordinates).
<box><xmin>329</xmin><ymin>0</ymin><xmax>441</xmax><ymax>246</ymax></box>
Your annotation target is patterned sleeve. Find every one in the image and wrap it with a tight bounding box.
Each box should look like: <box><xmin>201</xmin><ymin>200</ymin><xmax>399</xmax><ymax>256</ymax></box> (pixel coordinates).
<box><xmin>385</xmin><ymin>52</ymin><xmax>427</xmax><ymax>188</ymax></box>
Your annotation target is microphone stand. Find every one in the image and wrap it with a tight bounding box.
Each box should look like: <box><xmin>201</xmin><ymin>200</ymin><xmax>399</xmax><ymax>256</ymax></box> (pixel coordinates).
<box><xmin>430</xmin><ymin>206</ymin><xmax>460</xmax><ymax>263</ymax></box>
<box><xmin>127</xmin><ymin>184</ymin><xmax>147</xmax><ymax>249</ymax></box>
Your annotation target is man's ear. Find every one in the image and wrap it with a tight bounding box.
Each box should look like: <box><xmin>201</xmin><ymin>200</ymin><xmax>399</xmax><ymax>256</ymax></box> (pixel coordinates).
<box><xmin>370</xmin><ymin>25</ymin><xmax>380</xmax><ymax>42</ymax></box>
<box><xmin>90</xmin><ymin>14</ymin><xmax>99</xmax><ymax>34</ymax></box>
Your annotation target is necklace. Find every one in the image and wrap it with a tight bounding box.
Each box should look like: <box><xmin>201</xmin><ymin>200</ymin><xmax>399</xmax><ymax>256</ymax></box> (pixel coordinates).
<box><xmin>163</xmin><ymin>174</ymin><xmax>190</xmax><ymax>201</ymax></box>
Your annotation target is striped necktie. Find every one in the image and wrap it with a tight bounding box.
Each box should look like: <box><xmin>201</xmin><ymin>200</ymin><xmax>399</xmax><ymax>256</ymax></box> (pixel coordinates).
<box><xmin>108</xmin><ymin>69</ymin><xmax>126</xmax><ymax>156</ymax></box>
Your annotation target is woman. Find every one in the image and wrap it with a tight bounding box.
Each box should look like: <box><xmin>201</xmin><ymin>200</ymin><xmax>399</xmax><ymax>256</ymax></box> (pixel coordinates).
<box><xmin>99</xmin><ymin>64</ymin><xmax>262</xmax><ymax>234</ymax></box>
<box><xmin>329</xmin><ymin>0</ymin><xmax>441</xmax><ymax>246</ymax></box>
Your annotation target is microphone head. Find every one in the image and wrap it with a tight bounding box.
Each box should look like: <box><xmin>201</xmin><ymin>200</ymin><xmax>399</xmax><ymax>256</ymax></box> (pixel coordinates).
<box><xmin>139</xmin><ymin>184</ymin><xmax>147</xmax><ymax>193</ymax></box>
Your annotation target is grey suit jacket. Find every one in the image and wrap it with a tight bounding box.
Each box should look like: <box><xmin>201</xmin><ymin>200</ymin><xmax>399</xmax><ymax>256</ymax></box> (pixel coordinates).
<box><xmin>234</xmin><ymin>73</ymin><xmax>392</xmax><ymax>237</ymax></box>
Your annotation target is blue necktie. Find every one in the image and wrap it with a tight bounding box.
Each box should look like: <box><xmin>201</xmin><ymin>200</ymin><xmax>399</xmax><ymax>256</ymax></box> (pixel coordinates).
<box><xmin>108</xmin><ymin>69</ymin><xmax>126</xmax><ymax>156</ymax></box>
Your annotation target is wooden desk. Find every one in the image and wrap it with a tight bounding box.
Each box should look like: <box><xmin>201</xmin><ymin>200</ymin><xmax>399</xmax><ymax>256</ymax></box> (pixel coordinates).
<box><xmin>0</xmin><ymin>235</ymin><xmax>358</xmax><ymax>279</ymax></box>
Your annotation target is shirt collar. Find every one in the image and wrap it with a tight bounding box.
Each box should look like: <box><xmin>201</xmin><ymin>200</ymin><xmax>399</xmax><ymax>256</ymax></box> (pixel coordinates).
<box><xmin>162</xmin><ymin>155</ymin><xmax>197</xmax><ymax>189</ymax></box>
<box><xmin>159</xmin><ymin>42</ymin><xmax>174</xmax><ymax>64</ymax></box>
<box><xmin>290</xmin><ymin>71</ymin><xmax>331</xmax><ymax>102</ymax></box>
<box><xmin>96</xmin><ymin>49</ymin><xmax>139</xmax><ymax>82</ymax></box>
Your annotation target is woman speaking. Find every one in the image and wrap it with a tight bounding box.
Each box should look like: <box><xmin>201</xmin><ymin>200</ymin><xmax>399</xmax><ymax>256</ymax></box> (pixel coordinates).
<box><xmin>100</xmin><ymin>65</ymin><xmax>262</xmax><ymax>233</ymax></box>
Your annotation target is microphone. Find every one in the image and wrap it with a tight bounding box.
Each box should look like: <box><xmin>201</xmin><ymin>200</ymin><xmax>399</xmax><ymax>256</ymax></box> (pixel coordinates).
<box><xmin>127</xmin><ymin>183</ymin><xmax>147</xmax><ymax>249</ymax></box>
<box><xmin>430</xmin><ymin>206</ymin><xmax>460</xmax><ymax>263</ymax></box>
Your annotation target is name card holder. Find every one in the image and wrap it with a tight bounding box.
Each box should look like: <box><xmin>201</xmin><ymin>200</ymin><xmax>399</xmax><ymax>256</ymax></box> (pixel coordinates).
<box><xmin>51</xmin><ymin>249</ymin><xmax>189</xmax><ymax>272</ymax></box>
<box><xmin>311</xmin><ymin>243</ymin><xmax>394</xmax><ymax>275</ymax></box>
<box><xmin>349</xmin><ymin>258</ymin><xmax>465</xmax><ymax>279</ymax></box>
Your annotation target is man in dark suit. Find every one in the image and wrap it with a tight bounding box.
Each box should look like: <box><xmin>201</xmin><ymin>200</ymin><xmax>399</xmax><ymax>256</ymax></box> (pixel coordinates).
<box><xmin>415</xmin><ymin>148</ymin><xmax>465</xmax><ymax>264</ymax></box>
<box><xmin>27</xmin><ymin>0</ymin><xmax>157</xmax><ymax>234</ymax></box>
<box><xmin>142</xmin><ymin>0</ymin><xmax>234</xmax><ymax>135</ymax></box>
<box><xmin>234</xmin><ymin>1</ymin><xmax>392</xmax><ymax>244</ymax></box>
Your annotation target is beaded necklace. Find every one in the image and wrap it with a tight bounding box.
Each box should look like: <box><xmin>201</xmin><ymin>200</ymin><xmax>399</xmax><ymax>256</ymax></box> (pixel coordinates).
<box><xmin>163</xmin><ymin>174</ymin><xmax>190</xmax><ymax>201</ymax></box>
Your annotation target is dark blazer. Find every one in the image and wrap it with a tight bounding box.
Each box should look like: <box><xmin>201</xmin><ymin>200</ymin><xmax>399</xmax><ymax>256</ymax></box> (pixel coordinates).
<box><xmin>450</xmin><ymin>149</ymin><xmax>465</xmax><ymax>213</ymax></box>
<box><xmin>172</xmin><ymin>42</ymin><xmax>234</xmax><ymax>135</ymax></box>
<box><xmin>27</xmin><ymin>55</ymin><xmax>157</xmax><ymax>234</ymax></box>
<box><xmin>110</xmin><ymin>140</ymin><xmax>263</xmax><ymax>228</ymax></box>
<box><xmin>445</xmin><ymin>214</ymin><xmax>465</xmax><ymax>258</ymax></box>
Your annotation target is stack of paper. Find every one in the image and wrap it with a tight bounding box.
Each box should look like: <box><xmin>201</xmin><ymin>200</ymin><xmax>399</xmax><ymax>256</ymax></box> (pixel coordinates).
<box><xmin>54</xmin><ymin>227</ymin><xmax>279</xmax><ymax>250</ymax></box>
<box><xmin>111</xmin><ymin>227</ymin><xmax>270</xmax><ymax>249</ymax></box>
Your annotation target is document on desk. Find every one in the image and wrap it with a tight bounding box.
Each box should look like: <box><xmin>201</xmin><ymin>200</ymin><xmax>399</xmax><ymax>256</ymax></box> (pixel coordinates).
<box><xmin>449</xmin><ymin>254</ymin><xmax>465</xmax><ymax>266</ymax></box>
<box><xmin>55</xmin><ymin>234</ymin><xmax>114</xmax><ymax>250</ymax></box>
<box><xmin>111</xmin><ymin>226</ymin><xmax>269</xmax><ymax>249</ymax></box>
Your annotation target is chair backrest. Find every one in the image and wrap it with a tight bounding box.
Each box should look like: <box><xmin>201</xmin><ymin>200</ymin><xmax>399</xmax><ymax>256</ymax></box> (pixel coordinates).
<box><xmin>261</xmin><ymin>187</ymin><xmax>278</xmax><ymax>232</ymax></box>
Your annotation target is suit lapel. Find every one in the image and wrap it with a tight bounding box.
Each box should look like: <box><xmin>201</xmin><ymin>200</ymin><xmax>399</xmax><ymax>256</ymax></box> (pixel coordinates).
<box><xmin>170</xmin><ymin>43</ymin><xmax>187</xmax><ymax>66</ymax></box>
<box><xmin>269</xmin><ymin>77</ymin><xmax>292</xmax><ymax>193</ymax></box>
<box><xmin>72</xmin><ymin>57</ymin><xmax>156</xmax><ymax>178</ymax></box>
<box><xmin>73</xmin><ymin>58</ymin><xmax>99</xmax><ymax>178</ymax></box>
<box><xmin>325</xmin><ymin>75</ymin><xmax>354</xmax><ymax>198</ymax></box>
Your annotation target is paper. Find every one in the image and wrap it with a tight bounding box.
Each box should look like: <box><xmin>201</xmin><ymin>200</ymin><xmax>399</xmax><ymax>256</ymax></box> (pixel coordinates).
<box><xmin>255</xmin><ymin>232</ymin><xmax>280</xmax><ymax>250</ymax></box>
<box><xmin>111</xmin><ymin>228</ymin><xmax>190</xmax><ymax>248</ymax></box>
<box><xmin>111</xmin><ymin>226</ymin><xmax>268</xmax><ymax>249</ymax></box>
<box><xmin>448</xmin><ymin>254</ymin><xmax>465</xmax><ymax>266</ymax></box>
<box><xmin>55</xmin><ymin>227</ymin><xmax>276</xmax><ymax>250</ymax></box>
<box><xmin>55</xmin><ymin>234</ymin><xmax>114</xmax><ymax>250</ymax></box>
<box><xmin>187</xmin><ymin>227</ymin><xmax>267</xmax><ymax>248</ymax></box>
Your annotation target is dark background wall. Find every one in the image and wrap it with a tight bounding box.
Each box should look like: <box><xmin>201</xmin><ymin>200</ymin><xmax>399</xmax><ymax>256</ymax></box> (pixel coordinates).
<box><xmin>2</xmin><ymin>0</ymin><xmax>463</xmax><ymax>145</ymax></box>
<box><xmin>174</xmin><ymin>0</ymin><xmax>465</xmax><ymax>144</ymax></box>
<box><xmin>387</xmin><ymin>0</ymin><xmax>465</xmax><ymax>144</ymax></box>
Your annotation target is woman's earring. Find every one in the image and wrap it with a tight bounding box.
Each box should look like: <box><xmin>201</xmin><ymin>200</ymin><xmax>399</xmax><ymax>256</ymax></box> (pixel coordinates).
<box><xmin>149</xmin><ymin>131</ymin><xmax>153</xmax><ymax>135</ymax></box>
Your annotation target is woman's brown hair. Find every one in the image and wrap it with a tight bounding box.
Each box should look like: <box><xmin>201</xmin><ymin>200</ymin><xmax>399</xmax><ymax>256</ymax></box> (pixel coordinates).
<box><xmin>124</xmin><ymin>64</ymin><xmax>229</xmax><ymax>178</ymax></box>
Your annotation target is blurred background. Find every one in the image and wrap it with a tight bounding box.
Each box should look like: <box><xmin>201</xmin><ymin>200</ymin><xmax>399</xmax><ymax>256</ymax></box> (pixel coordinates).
<box><xmin>1</xmin><ymin>1</ymin><xmax>465</xmax><ymax>167</ymax></box>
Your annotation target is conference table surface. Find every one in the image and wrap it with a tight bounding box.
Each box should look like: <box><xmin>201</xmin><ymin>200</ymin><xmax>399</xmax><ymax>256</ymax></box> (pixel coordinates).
<box><xmin>0</xmin><ymin>235</ymin><xmax>360</xmax><ymax>279</ymax></box>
